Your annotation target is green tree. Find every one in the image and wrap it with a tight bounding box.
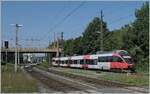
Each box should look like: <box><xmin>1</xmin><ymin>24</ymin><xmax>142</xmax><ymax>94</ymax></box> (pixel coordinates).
<box><xmin>82</xmin><ymin>17</ymin><xmax>109</xmax><ymax>54</ymax></box>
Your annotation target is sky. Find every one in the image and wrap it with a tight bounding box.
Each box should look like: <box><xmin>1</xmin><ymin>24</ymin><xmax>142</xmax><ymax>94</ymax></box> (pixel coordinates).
<box><xmin>2</xmin><ymin>1</ymin><xmax>145</xmax><ymax>48</ymax></box>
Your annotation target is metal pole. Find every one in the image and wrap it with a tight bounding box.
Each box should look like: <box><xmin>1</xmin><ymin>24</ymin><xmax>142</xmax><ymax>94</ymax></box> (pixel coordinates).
<box><xmin>2</xmin><ymin>39</ymin><xmax>3</xmax><ymax>48</ymax></box>
<box><xmin>61</xmin><ymin>32</ymin><xmax>64</xmax><ymax>57</ymax></box>
<box><xmin>18</xmin><ymin>47</ymin><xmax>20</xmax><ymax>64</ymax></box>
<box><xmin>56</xmin><ymin>33</ymin><xmax>59</xmax><ymax>57</ymax></box>
<box><xmin>15</xmin><ymin>24</ymin><xmax>18</xmax><ymax>72</ymax></box>
<box><xmin>100</xmin><ymin>10</ymin><xmax>103</xmax><ymax>52</ymax></box>
<box><xmin>5</xmin><ymin>49</ymin><xmax>8</xmax><ymax>70</ymax></box>
<box><xmin>54</xmin><ymin>32</ymin><xmax>56</xmax><ymax>48</ymax></box>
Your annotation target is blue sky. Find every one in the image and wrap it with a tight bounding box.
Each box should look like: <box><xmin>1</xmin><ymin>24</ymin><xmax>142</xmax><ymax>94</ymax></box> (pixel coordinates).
<box><xmin>2</xmin><ymin>1</ymin><xmax>145</xmax><ymax>48</ymax></box>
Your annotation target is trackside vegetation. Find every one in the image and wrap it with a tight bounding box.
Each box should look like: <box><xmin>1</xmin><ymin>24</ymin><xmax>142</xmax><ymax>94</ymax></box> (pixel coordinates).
<box><xmin>36</xmin><ymin>61</ymin><xmax>50</xmax><ymax>71</ymax></box>
<box><xmin>36</xmin><ymin>62</ymin><xmax>149</xmax><ymax>87</ymax></box>
<box><xmin>1</xmin><ymin>64</ymin><xmax>38</xmax><ymax>93</ymax></box>
<box><xmin>100</xmin><ymin>73</ymin><xmax>149</xmax><ymax>87</ymax></box>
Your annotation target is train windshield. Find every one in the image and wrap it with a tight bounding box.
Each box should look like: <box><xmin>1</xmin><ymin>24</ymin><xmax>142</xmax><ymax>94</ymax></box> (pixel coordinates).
<box><xmin>119</xmin><ymin>51</ymin><xmax>129</xmax><ymax>56</ymax></box>
<box><xmin>123</xmin><ymin>56</ymin><xmax>133</xmax><ymax>64</ymax></box>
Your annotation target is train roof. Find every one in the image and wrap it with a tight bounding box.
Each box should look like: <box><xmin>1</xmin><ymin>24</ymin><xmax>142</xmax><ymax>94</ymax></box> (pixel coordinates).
<box><xmin>96</xmin><ymin>50</ymin><xmax>127</xmax><ymax>54</ymax></box>
<box><xmin>52</xmin><ymin>50</ymin><xmax>129</xmax><ymax>60</ymax></box>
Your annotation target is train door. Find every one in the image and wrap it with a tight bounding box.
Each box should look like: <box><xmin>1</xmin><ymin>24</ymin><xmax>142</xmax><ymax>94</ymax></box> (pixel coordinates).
<box><xmin>83</xmin><ymin>55</ymin><xmax>91</xmax><ymax>69</ymax></box>
<box><xmin>87</xmin><ymin>59</ymin><xmax>98</xmax><ymax>69</ymax></box>
<box><xmin>98</xmin><ymin>56</ymin><xmax>111</xmax><ymax>70</ymax></box>
<box><xmin>82</xmin><ymin>59</ymin><xmax>88</xmax><ymax>69</ymax></box>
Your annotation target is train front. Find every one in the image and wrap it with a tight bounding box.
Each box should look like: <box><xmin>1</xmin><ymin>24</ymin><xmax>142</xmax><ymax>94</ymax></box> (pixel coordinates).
<box><xmin>119</xmin><ymin>50</ymin><xmax>135</xmax><ymax>72</ymax></box>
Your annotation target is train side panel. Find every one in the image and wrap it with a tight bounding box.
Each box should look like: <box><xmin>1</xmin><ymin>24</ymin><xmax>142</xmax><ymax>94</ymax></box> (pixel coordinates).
<box><xmin>98</xmin><ymin>62</ymin><xmax>111</xmax><ymax>70</ymax></box>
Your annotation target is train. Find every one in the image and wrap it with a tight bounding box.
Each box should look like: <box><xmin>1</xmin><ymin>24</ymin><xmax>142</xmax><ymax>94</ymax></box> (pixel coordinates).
<box><xmin>51</xmin><ymin>50</ymin><xmax>135</xmax><ymax>72</ymax></box>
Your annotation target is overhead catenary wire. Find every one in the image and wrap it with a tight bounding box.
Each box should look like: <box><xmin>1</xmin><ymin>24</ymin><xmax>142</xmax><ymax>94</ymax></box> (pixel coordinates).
<box><xmin>35</xmin><ymin>3</ymin><xmax>137</xmax><ymax>48</ymax></box>
<box><xmin>102</xmin><ymin>14</ymin><xmax>134</xmax><ymax>43</ymax></box>
<box><xmin>49</xmin><ymin>5</ymin><xmax>67</xmax><ymax>28</ymax></box>
<box><xmin>107</xmin><ymin>14</ymin><xmax>133</xmax><ymax>26</ymax></box>
<box><xmin>49</xmin><ymin>1</ymin><xmax>86</xmax><ymax>33</ymax></box>
<box><xmin>43</xmin><ymin>3</ymin><xmax>134</xmax><ymax>46</ymax></box>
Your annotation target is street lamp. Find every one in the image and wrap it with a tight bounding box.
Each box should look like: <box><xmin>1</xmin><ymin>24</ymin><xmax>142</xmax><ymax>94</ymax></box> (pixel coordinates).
<box><xmin>10</xmin><ymin>24</ymin><xmax>23</xmax><ymax>72</ymax></box>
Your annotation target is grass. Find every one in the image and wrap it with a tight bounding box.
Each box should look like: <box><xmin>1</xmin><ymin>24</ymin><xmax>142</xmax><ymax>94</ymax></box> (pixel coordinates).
<box><xmin>55</xmin><ymin>67</ymin><xmax>149</xmax><ymax>87</ymax></box>
<box><xmin>1</xmin><ymin>64</ymin><xmax>38</xmax><ymax>93</ymax></box>
<box><xmin>100</xmin><ymin>73</ymin><xmax>149</xmax><ymax>87</ymax></box>
<box><xmin>36</xmin><ymin>62</ymin><xmax>149</xmax><ymax>87</ymax></box>
<box><xmin>36</xmin><ymin>61</ymin><xmax>50</xmax><ymax>71</ymax></box>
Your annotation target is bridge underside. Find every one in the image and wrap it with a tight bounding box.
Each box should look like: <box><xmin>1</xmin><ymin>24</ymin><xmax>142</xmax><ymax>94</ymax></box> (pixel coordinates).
<box><xmin>1</xmin><ymin>48</ymin><xmax>62</xmax><ymax>64</ymax></box>
<box><xmin>1</xmin><ymin>52</ymin><xmax>58</xmax><ymax>64</ymax></box>
<box><xmin>1</xmin><ymin>48</ymin><xmax>61</xmax><ymax>53</ymax></box>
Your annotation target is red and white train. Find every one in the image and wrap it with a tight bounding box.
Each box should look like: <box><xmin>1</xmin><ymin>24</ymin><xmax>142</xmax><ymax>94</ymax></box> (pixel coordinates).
<box><xmin>52</xmin><ymin>50</ymin><xmax>135</xmax><ymax>72</ymax></box>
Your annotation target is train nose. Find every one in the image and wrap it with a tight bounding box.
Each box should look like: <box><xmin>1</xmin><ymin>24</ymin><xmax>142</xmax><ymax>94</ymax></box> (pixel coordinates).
<box><xmin>128</xmin><ymin>63</ymin><xmax>135</xmax><ymax>69</ymax></box>
<box><xmin>128</xmin><ymin>64</ymin><xmax>136</xmax><ymax>72</ymax></box>
<box><xmin>129</xmin><ymin>63</ymin><xmax>134</xmax><ymax>67</ymax></box>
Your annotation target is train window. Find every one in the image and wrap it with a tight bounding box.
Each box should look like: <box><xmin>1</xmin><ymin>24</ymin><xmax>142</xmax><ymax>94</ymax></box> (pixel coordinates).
<box><xmin>71</xmin><ymin>60</ymin><xmax>74</xmax><ymax>64</ymax></box>
<box><xmin>68</xmin><ymin>60</ymin><xmax>70</xmax><ymax>64</ymax></box>
<box><xmin>98</xmin><ymin>57</ymin><xmax>108</xmax><ymax>62</ymax></box>
<box><xmin>119</xmin><ymin>51</ymin><xmax>129</xmax><ymax>56</ymax></box>
<box><xmin>74</xmin><ymin>60</ymin><xmax>77</xmax><ymax>64</ymax></box>
<box><xmin>93</xmin><ymin>59</ymin><xmax>97</xmax><ymax>65</ymax></box>
<box><xmin>64</xmin><ymin>60</ymin><xmax>66</xmax><ymax>64</ymax></box>
<box><xmin>56</xmin><ymin>60</ymin><xmax>60</xmax><ymax>64</ymax></box>
<box><xmin>85</xmin><ymin>60</ymin><xmax>89</xmax><ymax>64</ymax></box>
<box><xmin>66</xmin><ymin>60</ymin><xmax>68</xmax><ymax>64</ymax></box>
<box><xmin>90</xmin><ymin>60</ymin><xmax>94</xmax><ymax>65</ymax></box>
<box><xmin>77</xmin><ymin>60</ymin><xmax>79</xmax><ymax>64</ymax></box>
<box><xmin>108</xmin><ymin>56</ymin><xmax>113</xmax><ymax>62</ymax></box>
<box><xmin>65</xmin><ymin>60</ymin><xmax>68</xmax><ymax>64</ymax></box>
<box><xmin>85</xmin><ymin>59</ymin><xmax>96</xmax><ymax>65</ymax></box>
<box><xmin>80</xmin><ymin>60</ymin><xmax>84</xmax><ymax>64</ymax></box>
<box><xmin>112</xmin><ymin>56</ymin><xmax>123</xmax><ymax>62</ymax></box>
<box><xmin>55</xmin><ymin>61</ymin><xmax>58</xmax><ymax>63</ymax></box>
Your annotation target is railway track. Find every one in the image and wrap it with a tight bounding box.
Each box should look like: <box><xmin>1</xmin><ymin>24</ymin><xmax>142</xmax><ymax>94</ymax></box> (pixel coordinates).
<box><xmin>24</xmin><ymin>65</ymin><xmax>148</xmax><ymax>93</ymax></box>
<box><xmin>48</xmin><ymin>68</ymin><xmax>127</xmax><ymax>87</ymax></box>
<box><xmin>25</xmin><ymin>66</ymin><xmax>99</xmax><ymax>93</ymax></box>
<box><xmin>47</xmin><ymin>67</ymin><xmax>148</xmax><ymax>93</ymax></box>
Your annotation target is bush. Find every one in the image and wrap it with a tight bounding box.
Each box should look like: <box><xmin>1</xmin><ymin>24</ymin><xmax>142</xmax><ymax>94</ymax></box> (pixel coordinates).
<box><xmin>136</xmin><ymin>57</ymin><xmax>149</xmax><ymax>72</ymax></box>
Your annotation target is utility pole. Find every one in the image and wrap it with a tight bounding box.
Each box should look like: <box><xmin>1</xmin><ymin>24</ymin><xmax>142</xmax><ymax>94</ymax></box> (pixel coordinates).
<box><xmin>100</xmin><ymin>10</ymin><xmax>104</xmax><ymax>52</ymax></box>
<box><xmin>18</xmin><ymin>45</ymin><xmax>20</xmax><ymax>65</ymax></box>
<box><xmin>2</xmin><ymin>40</ymin><xmax>3</xmax><ymax>63</ymax></box>
<box><xmin>56</xmin><ymin>33</ymin><xmax>59</xmax><ymax>57</ymax></box>
<box><xmin>61</xmin><ymin>32</ymin><xmax>64</xmax><ymax>57</ymax></box>
<box><xmin>11</xmin><ymin>24</ymin><xmax>23</xmax><ymax>72</ymax></box>
<box><xmin>54</xmin><ymin>32</ymin><xmax>56</xmax><ymax>48</ymax></box>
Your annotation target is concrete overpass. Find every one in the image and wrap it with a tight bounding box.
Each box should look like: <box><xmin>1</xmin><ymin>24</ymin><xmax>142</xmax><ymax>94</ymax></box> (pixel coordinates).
<box><xmin>1</xmin><ymin>47</ymin><xmax>61</xmax><ymax>53</ymax></box>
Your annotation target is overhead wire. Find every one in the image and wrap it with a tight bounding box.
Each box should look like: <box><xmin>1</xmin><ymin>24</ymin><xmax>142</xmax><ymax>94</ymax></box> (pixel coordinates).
<box><xmin>40</xmin><ymin>3</ymin><xmax>136</xmax><ymax>48</ymax></box>
<box><xmin>102</xmin><ymin>14</ymin><xmax>134</xmax><ymax>43</ymax></box>
<box><xmin>49</xmin><ymin>1</ymin><xmax>86</xmax><ymax>33</ymax></box>
<box><xmin>44</xmin><ymin>3</ymin><xmax>132</xmax><ymax>44</ymax></box>
<box><xmin>99</xmin><ymin>4</ymin><xmax>135</xmax><ymax>44</ymax></box>
<box><xmin>42</xmin><ymin>5</ymin><xmax>67</xmax><ymax>39</ymax></box>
